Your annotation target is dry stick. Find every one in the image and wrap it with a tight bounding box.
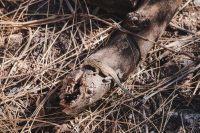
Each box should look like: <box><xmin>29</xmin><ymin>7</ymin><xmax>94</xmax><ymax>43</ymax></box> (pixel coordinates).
<box><xmin>0</xmin><ymin>15</ymin><xmax>72</xmax><ymax>27</ymax></box>
<box><xmin>83</xmin><ymin>14</ymin><xmax>200</xmax><ymax>62</ymax></box>
<box><xmin>187</xmin><ymin>81</ymin><xmax>200</xmax><ymax>106</ymax></box>
<box><xmin>169</xmin><ymin>22</ymin><xmax>195</xmax><ymax>34</ymax></box>
<box><xmin>0</xmin><ymin>0</ymin><xmax>43</xmax><ymax>19</ymax></box>
<box><xmin>174</xmin><ymin>0</ymin><xmax>193</xmax><ymax>16</ymax></box>
<box><xmin>65</xmin><ymin>0</ymin><xmax>75</xmax><ymax>14</ymax></box>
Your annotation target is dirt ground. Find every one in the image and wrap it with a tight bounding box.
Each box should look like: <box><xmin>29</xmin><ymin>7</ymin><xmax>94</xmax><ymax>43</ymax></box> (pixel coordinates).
<box><xmin>0</xmin><ymin>0</ymin><xmax>200</xmax><ymax>132</ymax></box>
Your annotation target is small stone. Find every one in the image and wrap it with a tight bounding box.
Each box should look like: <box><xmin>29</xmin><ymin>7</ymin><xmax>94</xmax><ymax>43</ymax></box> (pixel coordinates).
<box><xmin>8</xmin><ymin>33</ymin><xmax>23</xmax><ymax>46</ymax></box>
<box><xmin>194</xmin><ymin>0</ymin><xmax>200</xmax><ymax>6</ymax></box>
<box><xmin>0</xmin><ymin>8</ymin><xmax>7</xmax><ymax>15</ymax></box>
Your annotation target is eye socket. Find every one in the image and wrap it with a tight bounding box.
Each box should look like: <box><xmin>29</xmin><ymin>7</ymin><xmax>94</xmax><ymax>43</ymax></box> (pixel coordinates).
<box><xmin>87</xmin><ymin>90</ymin><xmax>92</xmax><ymax>94</ymax></box>
<box><xmin>102</xmin><ymin>78</ymin><xmax>111</xmax><ymax>83</ymax></box>
<box><xmin>84</xmin><ymin>65</ymin><xmax>96</xmax><ymax>72</ymax></box>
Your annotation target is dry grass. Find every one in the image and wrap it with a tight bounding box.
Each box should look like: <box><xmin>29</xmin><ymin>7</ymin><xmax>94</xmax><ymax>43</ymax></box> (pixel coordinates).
<box><xmin>0</xmin><ymin>0</ymin><xmax>199</xmax><ymax>132</ymax></box>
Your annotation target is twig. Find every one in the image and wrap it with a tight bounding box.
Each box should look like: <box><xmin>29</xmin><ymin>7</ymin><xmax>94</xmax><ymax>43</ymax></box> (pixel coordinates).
<box><xmin>0</xmin><ymin>15</ymin><xmax>72</xmax><ymax>27</ymax></box>
<box><xmin>169</xmin><ymin>22</ymin><xmax>195</xmax><ymax>34</ymax></box>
